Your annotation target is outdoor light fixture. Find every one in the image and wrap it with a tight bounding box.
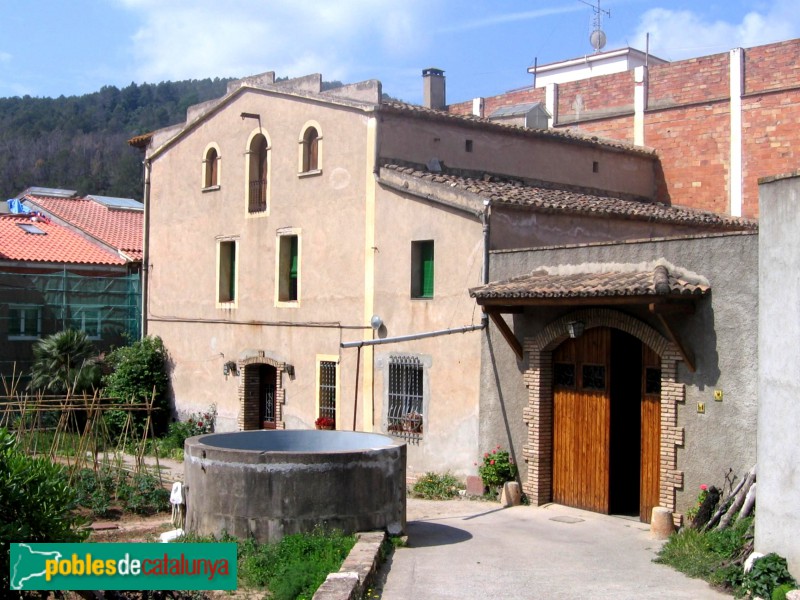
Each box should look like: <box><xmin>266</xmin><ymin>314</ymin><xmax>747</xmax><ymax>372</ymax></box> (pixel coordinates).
<box><xmin>567</xmin><ymin>320</ymin><xmax>585</xmax><ymax>339</ymax></box>
<box><xmin>223</xmin><ymin>360</ymin><xmax>238</xmax><ymax>376</ymax></box>
<box><xmin>370</xmin><ymin>315</ymin><xmax>383</xmax><ymax>330</ymax></box>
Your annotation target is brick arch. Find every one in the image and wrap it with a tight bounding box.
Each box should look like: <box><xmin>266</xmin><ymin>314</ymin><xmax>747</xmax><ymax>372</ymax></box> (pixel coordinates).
<box><xmin>237</xmin><ymin>354</ymin><xmax>286</xmax><ymax>430</ymax></box>
<box><xmin>521</xmin><ymin>308</ymin><xmax>685</xmax><ymax>519</ymax></box>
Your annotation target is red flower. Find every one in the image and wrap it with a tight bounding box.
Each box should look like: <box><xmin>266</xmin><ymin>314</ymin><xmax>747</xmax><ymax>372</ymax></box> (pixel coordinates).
<box><xmin>197</xmin><ymin>421</ymin><xmax>204</xmax><ymax>428</ymax></box>
<box><xmin>490</xmin><ymin>460</ymin><xmax>495</xmax><ymax>465</ymax></box>
<box><xmin>700</xmin><ymin>484</ymin><xmax>708</xmax><ymax>491</ymax></box>
<box><xmin>484</xmin><ymin>453</ymin><xmax>489</xmax><ymax>458</ymax></box>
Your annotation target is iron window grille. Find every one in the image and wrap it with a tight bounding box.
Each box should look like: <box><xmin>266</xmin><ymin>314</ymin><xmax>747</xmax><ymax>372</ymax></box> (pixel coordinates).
<box><xmin>319</xmin><ymin>360</ymin><xmax>337</xmax><ymax>426</ymax></box>
<box><xmin>387</xmin><ymin>355</ymin><xmax>424</xmax><ymax>441</ymax></box>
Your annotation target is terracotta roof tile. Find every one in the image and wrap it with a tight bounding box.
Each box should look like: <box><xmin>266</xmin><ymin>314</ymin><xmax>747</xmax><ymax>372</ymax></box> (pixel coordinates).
<box><xmin>0</xmin><ymin>214</ymin><xmax>126</xmax><ymax>265</ymax></box>
<box><xmin>381</xmin><ymin>162</ymin><xmax>757</xmax><ymax>230</ymax></box>
<box><xmin>24</xmin><ymin>195</ymin><xmax>143</xmax><ymax>261</ymax></box>
<box><xmin>470</xmin><ymin>265</ymin><xmax>709</xmax><ymax>301</ymax></box>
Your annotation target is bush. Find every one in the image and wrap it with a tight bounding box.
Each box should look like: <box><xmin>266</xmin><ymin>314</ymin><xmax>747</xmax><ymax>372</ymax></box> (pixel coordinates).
<box><xmin>28</xmin><ymin>329</ymin><xmax>101</xmax><ymax>394</ymax></box>
<box><xmin>75</xmin><ymin>467</ymin><xmax>119</xmax><ymax>518</ymax></box>
<box><xmin>119</xmin><ymin>472</ymin><xmax>170</xmax><ymax>516</ymax></box>
<box><xmin>412</xmin><ymin>472</ymin><xmax>462</xmax><ymax>499</ymax></box>
<box><xmin>238</xmin><ymin>527</ymin><xmax>355</xmax><ymax>599</ymax></box>
<box><xmin>478</xmin><ymin>446</ymin><xmax>517</xmax><ymax>490</ymax></box>
<box><xmin>0</xmin><ymin>428</ymin><xmax>88</xmax><ymax>589</ymax></box>
<box><xmin>743</xmin><ymin>553</ymin><xmax>796</xmax><ymax>600</ymax></box>
<box><xmin>158</xmin><ymin>406</ymin><xmax>217</xmax><ymax>455</ymax></box>
<box><xmin>103</xmin><ymin>336</ymin><xmax>170</xmax><ymax>435</ymax></box>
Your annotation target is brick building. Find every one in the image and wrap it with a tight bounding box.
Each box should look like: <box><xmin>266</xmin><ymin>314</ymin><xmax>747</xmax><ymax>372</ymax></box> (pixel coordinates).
<box><xmin>448</xmin><ymin>37</ymin><xmax>800</xmax><ymax>219</ymax></box>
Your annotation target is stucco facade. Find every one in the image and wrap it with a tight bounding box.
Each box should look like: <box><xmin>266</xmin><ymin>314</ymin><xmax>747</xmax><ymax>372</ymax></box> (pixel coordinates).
<box><xmin>757</xmin><ymin>172</ymin><xmax>800</xmax><ymax>575</ymax></box>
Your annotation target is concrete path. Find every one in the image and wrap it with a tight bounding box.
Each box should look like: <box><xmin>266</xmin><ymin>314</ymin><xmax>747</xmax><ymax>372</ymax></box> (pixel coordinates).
<box><xmin>378</xmin><ymin>498</ymin><xmax>730</xmax><ymax>600</ymax></box>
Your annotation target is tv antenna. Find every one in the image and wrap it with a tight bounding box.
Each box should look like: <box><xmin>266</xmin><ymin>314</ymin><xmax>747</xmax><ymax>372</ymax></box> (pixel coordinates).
<box><xmin>580</xmin><ymin>0</ymin><xmax>611</xmax><ymax>53</ymax></box>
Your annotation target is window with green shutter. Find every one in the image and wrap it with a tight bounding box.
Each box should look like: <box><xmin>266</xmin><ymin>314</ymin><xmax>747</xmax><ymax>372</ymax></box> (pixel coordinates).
<box><xmin>411</xmin><ymin>240</ymin><xmax>434</xmax><ymax>298</ymax></box>
<box><xmin>278</xmin><ymin>234</ymin><xmax>299</xmax><ymax>303</ymax></box>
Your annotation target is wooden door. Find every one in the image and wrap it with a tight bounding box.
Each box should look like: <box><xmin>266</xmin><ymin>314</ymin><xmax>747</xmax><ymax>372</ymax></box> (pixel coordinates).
<box><xmin>640</xmin><ymin>345</ymin><xmax>662</xmax><ymax>522</ymax></box>
<box><xmin>553</xmin><ymin>328</ymin><xmax>611</xmax><ymax>513</ymax></box>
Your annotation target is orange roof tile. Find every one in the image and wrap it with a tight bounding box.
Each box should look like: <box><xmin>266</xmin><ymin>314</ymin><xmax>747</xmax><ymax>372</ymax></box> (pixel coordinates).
<box><xmin>0</xmin><ymin>214</ymin><xmax>125</xmax><ymax>265</ymax></box>
<box><xmin>24</xmin><ymin>195</ymin><xmax>143</xmax><ymax>261</ymax></box>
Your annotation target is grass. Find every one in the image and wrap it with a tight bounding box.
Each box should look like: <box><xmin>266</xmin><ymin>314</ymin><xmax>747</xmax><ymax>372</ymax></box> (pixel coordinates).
<box><xmin>182</xmin><ymin>527</ymin><xmax>356</xmax><ymax>600</ymax></box>
<box><xmin>655</xmin><ymin>516</ymin><xmax>753</xmax><ymax>594</ymax></box>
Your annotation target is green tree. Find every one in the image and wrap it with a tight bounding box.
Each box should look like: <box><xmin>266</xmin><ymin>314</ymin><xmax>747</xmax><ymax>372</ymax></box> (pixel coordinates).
<box><xmin>103</xmin><ymin>336</ymin><xmax>170</xmax><ymax>434</ymax></box>
<box><xmin>0</xmin><ymin>428</ymin><xmax>88</xmax><ymax>589</ymax></box>
<box><xmin>28</xmin><ymin>329</ymin><xmax>101</xmax><ymax>394</ymax></box>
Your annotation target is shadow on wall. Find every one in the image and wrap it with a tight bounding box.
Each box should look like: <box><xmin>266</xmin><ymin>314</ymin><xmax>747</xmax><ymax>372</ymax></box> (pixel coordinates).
<box><xmin>673</xmin><ymin>295</ymin><xmax>721</xmax><ymax>390</ymax></box>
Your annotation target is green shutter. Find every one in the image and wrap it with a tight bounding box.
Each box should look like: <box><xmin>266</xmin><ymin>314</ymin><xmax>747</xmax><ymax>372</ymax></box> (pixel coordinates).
<box><xmin>229</xmin><ymin>243</ymin><xmax>236</xmax><ymax>301</ymax></box>
<box><xmin>289</xmin><ymin>236</ymin><xmax>298</xmax><ymax>300</ymax></box>
<box><xmin>421</xmin><ymin>241</ymin><xmax>434</xmax><ymax>297</ymax></box>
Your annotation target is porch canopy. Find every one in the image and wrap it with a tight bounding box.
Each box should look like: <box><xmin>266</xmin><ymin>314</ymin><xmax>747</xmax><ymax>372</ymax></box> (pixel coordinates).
<box><xmin>469</xmin><ymin>264</ymin><xmax>710</xmax><ymax>370</ymax></box>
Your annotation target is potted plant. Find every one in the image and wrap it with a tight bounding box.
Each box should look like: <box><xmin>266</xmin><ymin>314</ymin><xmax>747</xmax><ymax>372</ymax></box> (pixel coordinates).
<box><xmin>315</xmin><ymin>416</ymin><xmax>335</xmax><ymax>430</ymax></box>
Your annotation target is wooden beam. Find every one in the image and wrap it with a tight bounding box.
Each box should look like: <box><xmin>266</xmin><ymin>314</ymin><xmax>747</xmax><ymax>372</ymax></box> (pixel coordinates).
<box><xmin>649</xmin><ymin>302</ymin><xmax>696</xmax><ymax>315</ymax></box>
<box><xmin>657</xmin><ymin>314</ymin><xmax>696</xmax><ymax>373</ymax></box>
<box><xmin>486</xmin><ymin>309</ymin><xmax>524</xmax><ymax>361</ymax></box>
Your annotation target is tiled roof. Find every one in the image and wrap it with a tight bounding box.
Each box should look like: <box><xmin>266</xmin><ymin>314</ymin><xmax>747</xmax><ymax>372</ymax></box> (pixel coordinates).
<box><xmin>381</xmin><ymin>162</ymin><xmax>757</xmax><ymax>230</ymax></box>
<box><xmin>23</xmin><ymin>195</ymin><xmax>143</xmax><ymax>261</ymax></box>
<box><xmin>0</xmin><ymin>214</ymin><xmax>126</xmax><ymax>265</ymax></box>
<box><xmin>379</xmin><ymin>101</ymin><xmax>657</xmax><ymax>158</ymax></box>
<box><xmin>470</xmin><ymin>265</ymin><xmax>709</xmax><ymax>301</ymax></box>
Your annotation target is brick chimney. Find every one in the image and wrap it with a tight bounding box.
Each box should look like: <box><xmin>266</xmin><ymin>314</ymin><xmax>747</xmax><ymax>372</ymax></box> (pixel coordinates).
<box><xmin>422</xmin><ymin>68</ymin><xmax>446</xmax><ymax>110</ymax></box>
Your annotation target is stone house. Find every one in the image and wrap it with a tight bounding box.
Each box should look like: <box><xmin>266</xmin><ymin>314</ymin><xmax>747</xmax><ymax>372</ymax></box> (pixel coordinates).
<box><xmin>139</xmin><ymin>69</ymin><xmax>760</xmax><ymax>525</ymax></box>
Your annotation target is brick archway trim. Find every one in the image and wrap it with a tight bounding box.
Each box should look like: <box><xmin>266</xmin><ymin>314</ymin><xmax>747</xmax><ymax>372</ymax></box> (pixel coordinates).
<box><xmin>521</xmin><ymin>308</ymin><xmax>684</xmax><ymax>518</ymax></box>
<box><xmin>237</xmin><ymin>354</ymin><xmax>286</xmax><ymax>430</ymax></box>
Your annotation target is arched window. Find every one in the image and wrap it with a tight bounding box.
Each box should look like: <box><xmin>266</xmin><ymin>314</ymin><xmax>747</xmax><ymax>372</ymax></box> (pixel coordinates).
<box><xmin>302</xmin><ymin>127</ymin><xmax>319</xmax><ymax>172</ymax></box>
<box><xmin>248</xmin><ymin>134</ymin><xmax>268</xmax><ymax>213</ymax></box>
<box><xmin>204</xmin><ymin>146</ymin><xmax>219</xmax><ymax>188</ymax></box>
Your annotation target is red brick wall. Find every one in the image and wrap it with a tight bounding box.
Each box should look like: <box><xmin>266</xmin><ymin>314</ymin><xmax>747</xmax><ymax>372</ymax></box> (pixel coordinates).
<box><xmin>646</xmin><ymin>105</ymin><xmax>731</xmax><ymax>215</ymax></box>
<box><xmin>648</xmin><ymin>53</ymin><xmax>729</xmax><ymax>108</ymax></box>
<box><xmin>445</xmin><ymin>38</ymin><xmax>800</xmax><ymax>216</ymax></box>
<box><xmin>742</xmin><ymin>92</ymin><xmax>800</xmax><ymax>218</ymax></box>
<box><xmin>745</xmin><ymin>39</ymin><xmax>800</xmax><ymax>94</ymax></box>
<box><xmin>558</xmin><ymin>70</ymin><xmax>633</xmax><ymax>123</ymax></box>
<box><xmin>448</xmin><ymin>87</ymin><xmax>546</xmax><ymax>118</ymax></box>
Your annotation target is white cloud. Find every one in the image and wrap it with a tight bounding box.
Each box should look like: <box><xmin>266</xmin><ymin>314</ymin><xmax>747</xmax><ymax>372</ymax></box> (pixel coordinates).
<box><xmin>629</xmin><ymin>0</ymin><xmax>800</xmax><ymax>60</ymax></box>
<box><xmin>0</xmin><ymin>51</ymin><xmax>11</xmax><ymax>63</ymax></box>
<box><xmin>118</xmin><ymin>0</ymin><xmax>433</xmax><ymax>85</ymax></box>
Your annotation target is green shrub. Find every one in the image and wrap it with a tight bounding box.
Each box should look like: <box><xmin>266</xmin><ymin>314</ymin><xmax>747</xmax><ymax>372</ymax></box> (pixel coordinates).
<box><xmin>75</xmin><ymin>467</ymin><xmax>120</xmax><ymax>518</ymax></box>
<box><xmin>238</xmin><ymin>527</ymin><xmax>355</xmax><ymax>599</ymax></box>
<box><xmin>28</xmin><ymin>329</ymin><xmax>101</xmax><ymax>394</ymax></box>
<box><xmin>773</xmin><ymin>582</ymin><xmax>798</xmax><ymax>600</ymax></box>
<box><xmin>478</xmin><ymin>446</ymin><xmax>517</xmax><ymax>489</ymax></box>
<box><xmin>119</xmin><ymin>472</ymin><xmax>170</xmax><ymax>515</ymax></box>
<box><xmin>0</xmin><ymin>428</ymin><xmax>88</xmax><ymax>589</ymax></box>
<box><xmin>412</xmin><ymin>472</ymin><xmax>462</xmax><ymax>499</ymax></box>
<box><xmin>158</xmin><ymin>406</ymin><xmax>217</xmax><ymax>455</ymax></box>
<box><xmin>743</xmin><ymin>553</ymin><xmax>796</xmax><ymax>600</ymax></box>
<box><xmin>103</xmin><ymin>336</ymin><xmax>170</xmax><ymax>435</ymax></box>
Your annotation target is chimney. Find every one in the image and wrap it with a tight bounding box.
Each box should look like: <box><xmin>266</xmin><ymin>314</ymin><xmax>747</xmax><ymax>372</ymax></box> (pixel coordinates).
<box><xmin>422</xmin><ymin>68</ymin><xmax>446</xmax><ymax>110</ymax></box>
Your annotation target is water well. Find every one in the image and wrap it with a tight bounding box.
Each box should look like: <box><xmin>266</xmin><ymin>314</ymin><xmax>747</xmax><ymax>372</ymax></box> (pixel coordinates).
<box><xmin>184</xmin><ymin>430</ymin><xmax>406</xmax><ymax>542</ymax></box>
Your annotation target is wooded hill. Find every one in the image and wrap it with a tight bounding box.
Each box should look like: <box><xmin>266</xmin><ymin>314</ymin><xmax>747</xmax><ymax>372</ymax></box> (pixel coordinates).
<box><xmin>0</xmin><ymin>78</ymin><xmax>232</xmax><ymax>202</ymax></box>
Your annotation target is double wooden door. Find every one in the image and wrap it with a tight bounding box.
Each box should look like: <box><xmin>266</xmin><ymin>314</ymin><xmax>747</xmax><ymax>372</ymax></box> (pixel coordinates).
<box><xmin>552</xmin><ymin>328</ymin><xmax>661</xmax><ymax>522</ymax></box>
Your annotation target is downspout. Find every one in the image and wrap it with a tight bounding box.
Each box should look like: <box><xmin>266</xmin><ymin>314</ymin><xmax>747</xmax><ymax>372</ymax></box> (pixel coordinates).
<box><xmin>341</xmin><ymin>323</ymin><xmax>484</xmax><ymax>349</ymax></box>
<box><xmin>141</xmin><ymin>158</ymin><xmax>151</xmax><ymax>338</ymax></box>
<box><xmin>481</xmin><ymin>199</ymin><xmax>491</xmax><ymax>327</ymax></box>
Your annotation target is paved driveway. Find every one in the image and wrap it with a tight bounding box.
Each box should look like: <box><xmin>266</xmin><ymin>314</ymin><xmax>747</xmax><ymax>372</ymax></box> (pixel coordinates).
<box><xmin>378</xmin><ymin>499</ymin><xmax>730</xmax><ymax>599</ymax></box>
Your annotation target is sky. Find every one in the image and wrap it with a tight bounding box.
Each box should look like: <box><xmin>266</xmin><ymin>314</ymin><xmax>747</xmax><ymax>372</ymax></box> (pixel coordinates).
<box><xmin>2</xmin><ymin>0</ymin><xmax>799</xmax><ymax>104</ymax></box>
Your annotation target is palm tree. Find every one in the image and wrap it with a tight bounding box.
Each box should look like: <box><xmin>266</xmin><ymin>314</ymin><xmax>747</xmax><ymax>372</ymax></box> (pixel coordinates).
<box><xmin>28</xmin><ymin>329</ymin><xmax>101</xmax><ymax>394</ymax></box>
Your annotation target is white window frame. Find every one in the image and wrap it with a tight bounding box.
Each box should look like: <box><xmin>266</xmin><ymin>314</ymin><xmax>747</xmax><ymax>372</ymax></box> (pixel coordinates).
<box><xmin>315</xmin><ymin>355</ymin><xmax>340</xmax><ymax>428</ymax></box>
<box><xmin>245</xmin><ymin>128</ymin><xmax>271</xmax><ymax>218</ymax></box>
<box><xmin>70</xmin><ymin>305</ymin><xmax>102</xmax><ymax>340</ymax></box>
<box><xmin>202</xmin><ymin>142</ymin><xmax>222</xmax><ymax>191</ymax></box>
<box><xmin>216</xmin><ymin>237</ymin><xmax>239</xmax><ymax>308</ymax></box>
<box><xmin>275</xmin><ymin>228</ymin><xmax>301</xmax><ymax>307</ymax></box>
<box><xmin>297</xmin><ymin>120</ymin><xmax>323</xmax><ymax>177</ymax></box>
<box><xmin>8</xmin><ymin>304</ymin><xmax>42</xmax><ymax>340</ymax></box>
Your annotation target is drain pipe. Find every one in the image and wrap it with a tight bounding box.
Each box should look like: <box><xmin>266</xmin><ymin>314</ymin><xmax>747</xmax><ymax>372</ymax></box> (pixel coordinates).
<box><xmin>481</xmin><ymin>198</ymin><xmax>491</xmax><ymax>326</ymax></box>
<box><xmin>141</xmin><ymin>158</ymin><xmax>152</xmax><ymax>338</ymax></box>
<box><xmin>341</xmin><ymin>323</ymin><xmax>484</xmax><ymax>349</ymax></box>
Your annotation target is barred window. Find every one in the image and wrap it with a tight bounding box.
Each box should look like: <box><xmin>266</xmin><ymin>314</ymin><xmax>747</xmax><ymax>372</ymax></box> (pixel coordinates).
<box><xmin>387</xmin><ymin>355</ymin><xmax>424</xmax><ymax>441</ymax></box>
<box><xmin>319</xmin><ymin>360</ymin><xmax>337</xmax><ymax>427</ymax></box>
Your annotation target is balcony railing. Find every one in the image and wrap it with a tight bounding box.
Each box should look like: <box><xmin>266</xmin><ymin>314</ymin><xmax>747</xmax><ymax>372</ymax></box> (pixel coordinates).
<box><xmin>248</xmin><ymin>179</ymin><xmax>267</xmax><ymax>213</ymax></box>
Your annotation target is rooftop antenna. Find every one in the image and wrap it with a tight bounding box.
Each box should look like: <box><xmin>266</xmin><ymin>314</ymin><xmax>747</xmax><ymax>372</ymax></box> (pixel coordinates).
<box><xmin>579</xmin><ymin>0</ymin><xmax>611</xmax><ymax>53</ymax></box>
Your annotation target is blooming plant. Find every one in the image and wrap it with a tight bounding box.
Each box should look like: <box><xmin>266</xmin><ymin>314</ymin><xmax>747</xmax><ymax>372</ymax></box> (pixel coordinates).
<box><xmin>685</xmin><ymin>484</ymin><xmax>709</xmax><ymax>522</ymax></box>
<box><xmin>478</xmin><ymin>445</ymin><xmax>517</xmax><ymax>489</ymax></box>
<box><xmin>315</xmin><ymin>416</ymin><xmax>335</xmax><ymax>430</ymax></box>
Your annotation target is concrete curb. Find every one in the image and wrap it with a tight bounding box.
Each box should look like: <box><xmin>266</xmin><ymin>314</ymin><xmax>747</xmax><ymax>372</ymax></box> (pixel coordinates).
<box><xmin>313</xmin><ymin>531</ymin><xmax>386</xmax><ymax>600</ymax></box>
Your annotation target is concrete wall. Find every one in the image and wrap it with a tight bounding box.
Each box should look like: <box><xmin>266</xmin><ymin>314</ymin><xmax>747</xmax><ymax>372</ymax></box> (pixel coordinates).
<box><xmin>379</xmin><ymin>113</ymin><xmax>656</xmax><ymax>200</ymax></box>
<box><xmin>756</xmin><ymin>173</ymin><xmax>800</xmax><ymax>575</ymax></box>
<box><xmin>480</xmin><ymin>231</ymin><xmax>758</xmax><ymax>515</ymax></box>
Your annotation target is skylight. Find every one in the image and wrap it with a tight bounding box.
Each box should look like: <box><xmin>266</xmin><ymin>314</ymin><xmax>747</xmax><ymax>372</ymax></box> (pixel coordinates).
<box><xmin>17</xmin><ymin>223</ymin><xmax>46</xmax><ymax>235</ymax></box>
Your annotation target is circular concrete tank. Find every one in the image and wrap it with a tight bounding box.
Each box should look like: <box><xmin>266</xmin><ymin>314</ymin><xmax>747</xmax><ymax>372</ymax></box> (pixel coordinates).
<box><xmin>184</xmin><ymin>430</ymin><xmax>406</xmax><ymax>542</ymax></box>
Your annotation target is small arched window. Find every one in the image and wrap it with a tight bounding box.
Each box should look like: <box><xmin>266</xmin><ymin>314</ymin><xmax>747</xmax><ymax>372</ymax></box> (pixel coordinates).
<box><xmin>248</xmin><ymin>134</ymin><xmax>268</xmax><ymax>213</ymax></box>
<box><xmin>204</xmin><ymin>146</ymin><xmax>219</xmax><ymax>188</ymax></box>
<box><xmin>302</xmin><ymin>127</ymin><xmax>319</xmax><ymax>172</ymax></box>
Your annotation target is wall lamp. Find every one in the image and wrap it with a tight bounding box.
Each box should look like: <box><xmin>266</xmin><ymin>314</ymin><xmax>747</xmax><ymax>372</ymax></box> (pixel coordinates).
<box><xmin>567</xmin><ymin>320</ymin><xmax>585</xmax><ymax>339</ymax></box>
<box><xmin>240</xmin><ymin>112</ymin><xmax>260</xmax><ymax>120</ymax></box>
<box><xmin>223</xmin><ymin>360</ymin><xmax>238</xmax><ymax>377</ymax></box>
